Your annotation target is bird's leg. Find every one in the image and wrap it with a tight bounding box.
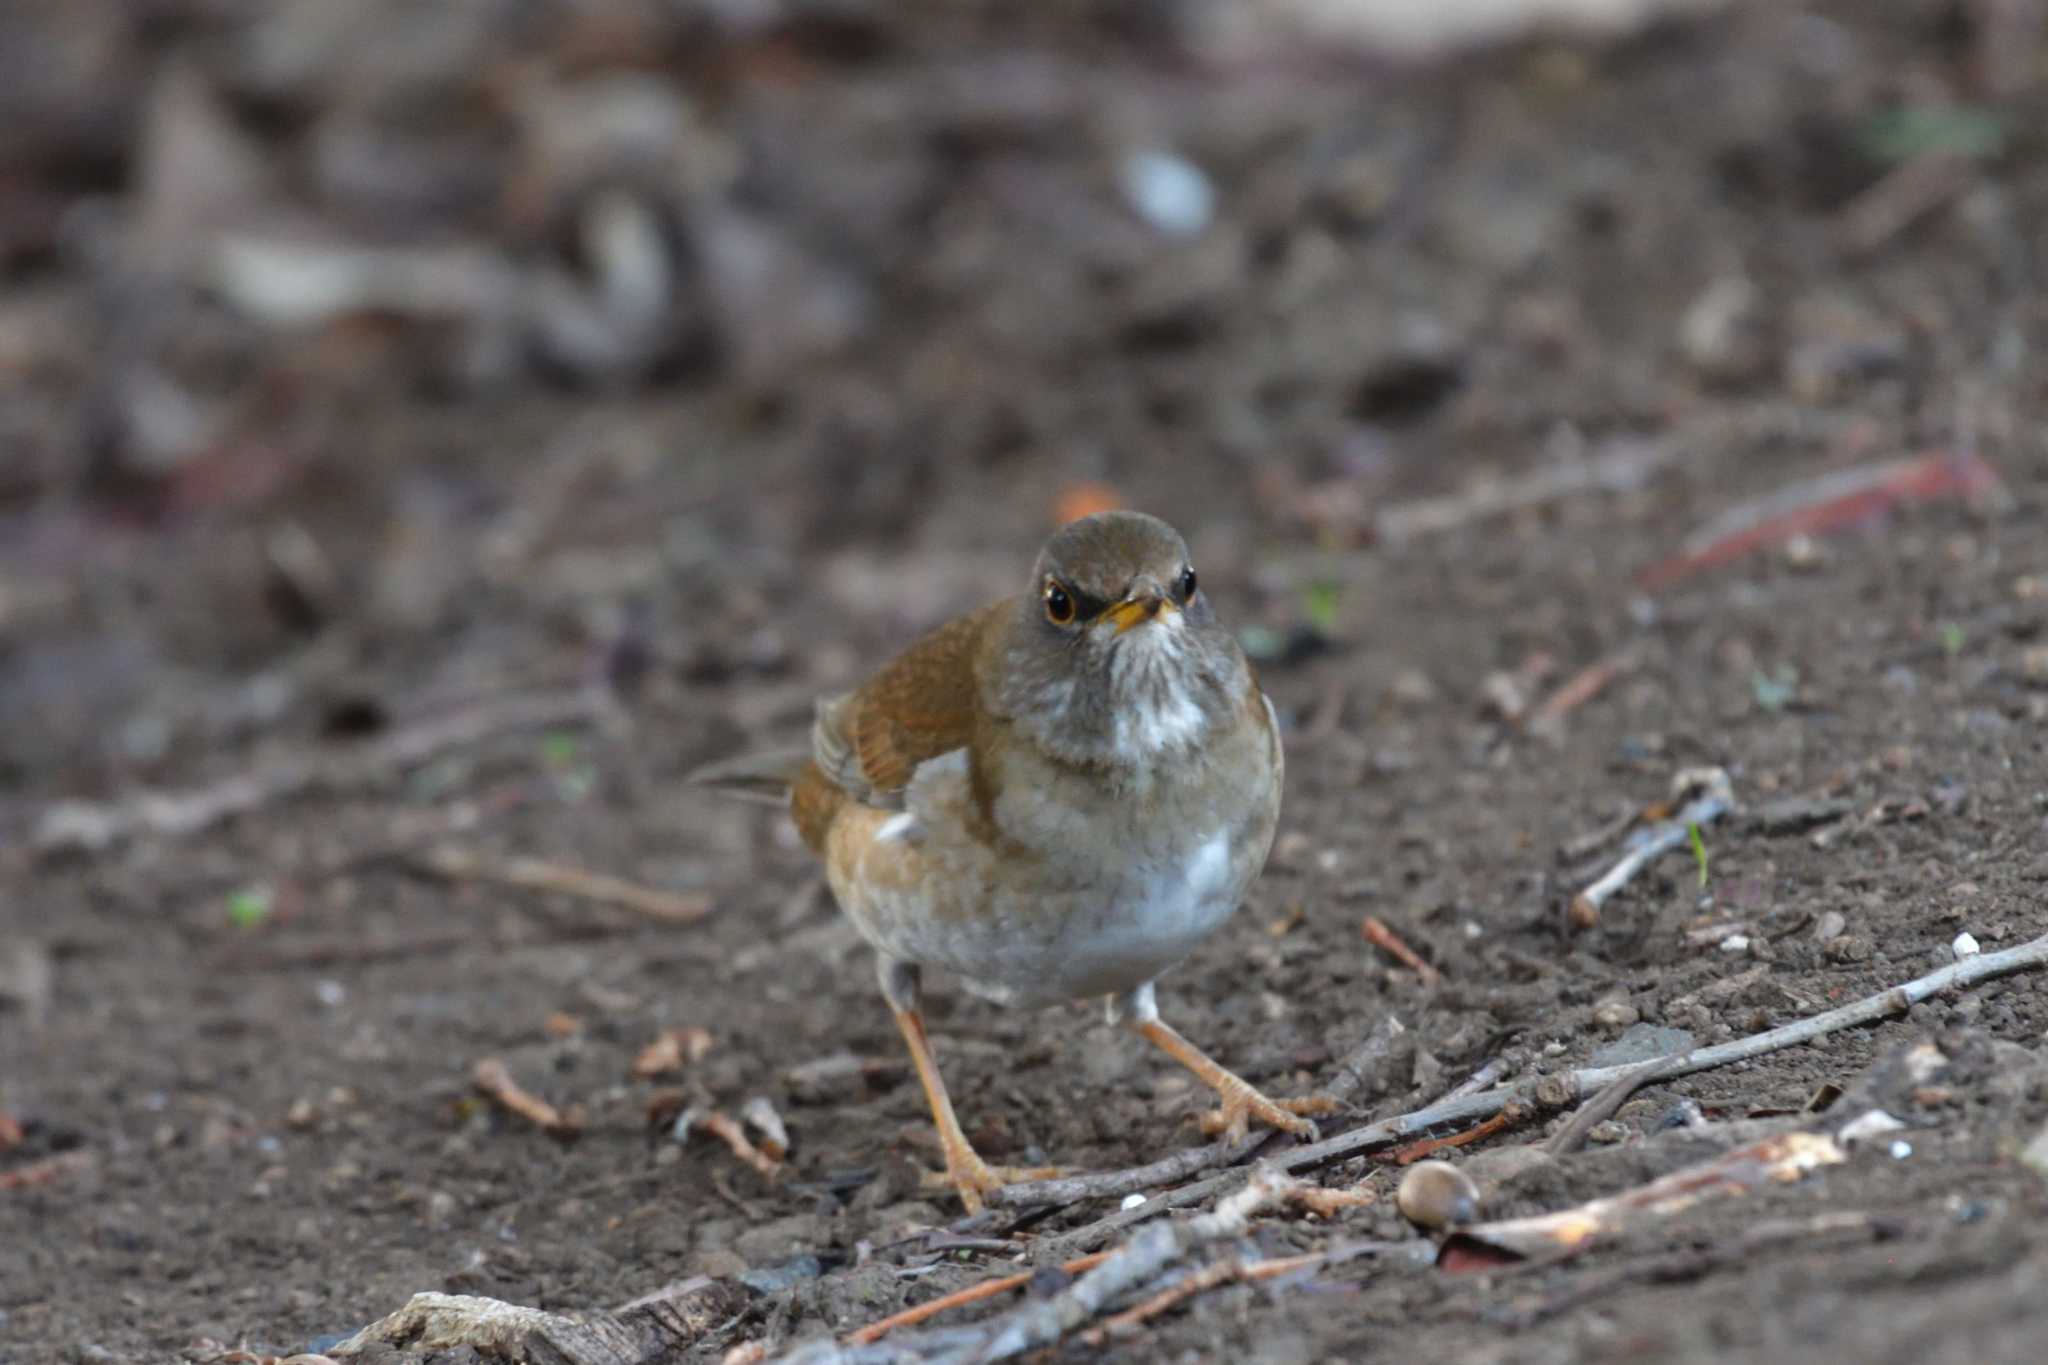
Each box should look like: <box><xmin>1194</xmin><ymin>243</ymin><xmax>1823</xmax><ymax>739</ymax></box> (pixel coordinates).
<box><xmin>879</xmin><ymin>959</ymin><xmax>1064</xmax><ymax>1213</ymax></box>
<box><xmin>1113</xmin><ymin>982</ymin><xmax>1338</xmax><ymax>1144</ymax></box>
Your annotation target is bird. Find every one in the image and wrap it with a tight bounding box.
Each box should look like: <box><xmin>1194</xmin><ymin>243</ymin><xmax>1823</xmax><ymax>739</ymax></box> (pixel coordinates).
<box><xmin>692</xmin><ymin>510</ymin><xmax>1329</xmax><ymax>1210</ymax></box>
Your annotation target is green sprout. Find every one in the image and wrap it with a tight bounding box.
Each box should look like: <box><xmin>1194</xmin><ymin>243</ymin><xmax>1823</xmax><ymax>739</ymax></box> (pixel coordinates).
<box><xmin>540</xmin><ymin>732</ymin><xmax>581</xmax><ymax>767</ymax></box>
<box><xmin>1860</xmin><ymin>106</ymin><xmax>2005</xmax><ymax>164</ymax></box>
<box><xmin>1686</xmin><ymin>823</ymin><xmax>1710</xmax><ymax>889</ymax></box>
<box><xmin>1302</xmin><ymin>581</ymin><xmax>1341</xmax><ymax>636</ymax></box>
<box><xmin>1939</xmin><ymin>622</ymin><xmax>1966</xmax><ymax>658</ymax></box>
<box><xmin>227</xmin><ymin>886</ymin><xmax>272</xmax><ymax>929</ymax></box>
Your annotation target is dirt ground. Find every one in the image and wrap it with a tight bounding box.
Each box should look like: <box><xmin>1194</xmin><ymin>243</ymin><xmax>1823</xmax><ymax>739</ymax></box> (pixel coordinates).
<box><xmin>4</xmin><ymin>1</ymin><xmax>2048</xmax><ymax>1361</ymax></box>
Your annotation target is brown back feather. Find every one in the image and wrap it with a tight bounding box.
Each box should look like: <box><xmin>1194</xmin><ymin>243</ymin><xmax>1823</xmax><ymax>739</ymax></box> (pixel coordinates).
<box><xmin>811</xmin><ymin>599</ymin><xmax>1008</xmax><ymax>807</ymax></box>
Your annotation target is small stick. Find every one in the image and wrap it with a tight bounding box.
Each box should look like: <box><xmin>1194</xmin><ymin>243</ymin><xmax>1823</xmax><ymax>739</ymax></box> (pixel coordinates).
<box><xmin>632</xmin><ymin>1027</ymin><xmax>716</xmax><ymax>1079</ymax></box>
<box><xmin>1440</xmin><ymin>1056</ymin><xmax>1511</xmax><ymax>1103</ymax></box>
<box><xmin>417</xmin><ymin>846</ymin><xmax>711</xmax><ymax>924</ymax></box>
<box><xmin>966</xmin><ymin>1171</ymin><xmax>1298</xmax><ymax>1360</ymax></box>
<box><xmin>681</xmin><ymin>1108</ymin><xmax>783</xmax><ymax>1180</ymax></box>
<box><xmin>1527</xmin><ymin>654</ymin><xmax>1628</xmax><ymax>735</ymax></box>
<box><xmin>1390</xmin><ymin>1108</ymin><xmax>1520</xmax><ymax>1165</ymax></box>
<box><xmin>1837</xmin><ymin>151</ymin><xmax>1975</xmax><ymax>256</ymax></box>
<box><xmin>1547</xmin><ymin>1054</ymin><xmax>1681</xmax><ymax>1156</ymax></box>
<box><xmin>1570</xmin><ymin>768</ymin><xmax>1733</xmax><ymax>929</ymax></box>
<box><xmin>1560</xmin><ymin>805</ymin><xmax>1640</xmax><ymax>862</ymax></box>
<box><xmin>35</xmin><ymin>688</ymin><xmax>605</xmax><ymax>855</ymax></box>
<box><xmin>0</xmin><ymin>1149</ymin><xmax>94</xmax><ymax>1191</ymax></box>
<box><xmin>845</xmin><ymin>1251</ymin><xmax>1111</xmax><ymax>1345</ymax></box>
<box><xmin>1635</xmin><ymin>451</ymin><xmax>2005</xmax><ymax>591</ymax></box>
<box><xmin>472</xmin><ymin>1057</ymin><xmax>581</xmax><ymax>1137</ymax></box>
<box><xmin>1362</xmin><ymin>917</ymin><xmax>1440</xmax><ymax>985</ymax></box>
<box><xmin>1443</xmin><ymin>1130</ymin><xmax>1844</xmax><ymax>1264</ymax></box>
<box><xmin>1376</xmin><ymin>441</ymin><xmax>1680</xmax><ymax>544</ymax></box>
<box><xmin>1282</xmin><ymin>1183</ymin><xmax>1378</xmax><ymax>1217</ymax></box>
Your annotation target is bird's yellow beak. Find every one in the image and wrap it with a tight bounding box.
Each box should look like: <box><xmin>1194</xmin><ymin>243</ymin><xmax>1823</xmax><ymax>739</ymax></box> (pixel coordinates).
<box><xmin>1104</xmin><ymin>595</ymin><xmax>1176</xmax><ymax>635</ymax></box>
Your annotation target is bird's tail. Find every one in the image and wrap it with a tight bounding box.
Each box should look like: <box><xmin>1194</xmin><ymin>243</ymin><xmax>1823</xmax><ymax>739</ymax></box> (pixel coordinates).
<box><xmin>683</xmin><ymin>748</ymin><xmax>812</xmax><ymax>806</ymax></box>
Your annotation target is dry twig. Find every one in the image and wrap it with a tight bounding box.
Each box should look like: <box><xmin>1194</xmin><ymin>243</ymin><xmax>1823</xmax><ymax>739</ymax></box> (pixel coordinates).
<box><xmin>681</xmin><ymin>1108</ymin><xmax>783</xmax><ymax>1180</ymax></box>
<box><xmin>1076</xmin><ymin>1251</ymin><xmax>1325</xmax><ymax>1346</ymax></box>
<box><xmin>958</xmin><ymin>1170</ymin><xmax>1299</xmax><ymax>1361</ymax></box>
<box><xmin>632</xmin><ymin>1027</ymin><xmax>715</xmax><ymax>1078</ymax></box>
<box><xmin>1362</xmin><ymin>916</ymin><xmax>1440</xmax><ymax>985</ymax></box>
<box><xmin>1440</xmin><ymin>1130</ymin><xmax>1844</xmax><ymax>1266</ymax></box>
<box><xmin>0</xmin><ymin>1149</ymin><xmax>93</xmax><ymax>1191</ymax></box>
<box><xmin>1527</xmin><ymin>654</ymin><xmax>1629</xmax><ymax>735</ymax></box>
<box><xmin>1391</xmin><ymin>1108</ymin><xmax>1521</xmax><ymax>1165</ymax></box>
<box><xmin>845</xmin><ymin>1252</ymin><xmax>1111</xmax><ymax>1345</ymax></box>
<box><xmin>417</xmin><ymin>846</ymin><xmax>711</xmax><ymax>923</ymax></box>
<box><xmin>36</xmin><ymin>688</ymin><xmax>606</xmax><ymax>855</ymax></box>
<box><xmin>1635</xmin><ymin>451</ymin><xmax>2006</xmax><ymax>591</ymax></box>
<box><xmin>1570</xmin><ymin>767</ymin><xmax>1733</xmax><ymax>929</ymax></box>
<box><xmin>1547</xmin><ymin>1053</ymin><xmax>1682</xmax><ymax>1156</ymax></box>
<box><xmin>473</xmin><ymin>1057</ymin><xmax>582</xmax><ymax>1137</ymax></box>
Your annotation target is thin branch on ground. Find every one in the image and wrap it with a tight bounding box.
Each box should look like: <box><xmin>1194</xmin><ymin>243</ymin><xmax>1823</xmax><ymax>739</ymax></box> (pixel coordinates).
<box><xmin>1075</xmin><ymin>1250</ymin><xmax>1333</xmax><ymax>1347</ymax></box>
<box><xmin>1547</xmin><ymin>1053</ymin><xmax>1683</xmax><ymax>1155</ymax></box>
<box><xmin>1570</xmin><ymin>768</ymin><xmax>1733</xmax><ymax>929</ymax></box>
<box><xmin>1391</xmin><ymin>1107</ymin><xmax>1523</xmax><ymax>1165</ymax></box>
<box><xmin>1362</xmin><ymin>917</ymin><xmax>1440</xmax><ymax>985</ymax></box>
<box><xmin>845</xmin><ymin>1252</ymin><xmax>1111</xmax><ymax>1345</ymax></box>
<box><xmin>680</xmin><ymin>1108</ymin><xmax>783</xmax><ymax>1180</ymax></box>
<box><xmin>413</xmin><ymin>846</ymin><xmax>711</xmax><ymax>923</ymax></box>
<box><xmin>1441</xmin><ymin>1130</ymin><xmax>1844</xmax><ymax>1266</ymax></box>
<box><xmin>953</xmin><ymin>1170</ymin><xmax>1299</xmax><ymax>1362</ymax></box>
<box><xmin>1375</xmin><ymin>440</ymin><xmax>1680</xmax><ymax>544</ymax></box>
<box><xmin>1440</xmin><ymin>1056</ymin><xmax>1512</xmax><ymax>1103</ymax></box>
<box><xmin>35</xmin><ymin>688</ymin><xmax>608</xmax><ymax>855</ymax></box>
<box><xmin>0</xmin><ymin>1149</ymin><xmax>94</xmax><ymax>1191</ymax></box>
<box><xmin>1527</xmin><ymin>653</ymin><xmax>1629</xmax><ymax>736</ymax></box>
<box><xmin>1635</xmin><ymin>450</ymin><xmax>2007</xmax><ymax>591</ymax></box>
<box><xmin>473</xmin><ymin>1057</ymin><xmax>583</xmax><ymax>1137</ymax></box>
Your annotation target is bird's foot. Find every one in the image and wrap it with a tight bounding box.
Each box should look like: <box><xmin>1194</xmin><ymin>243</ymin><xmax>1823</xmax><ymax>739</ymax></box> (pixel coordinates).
<box><xmin>1194</xmin><ymin>1086</ymin><xmax>1338</xmax><ymax>1144</ymax></box>
<box><xmin>919</xmin><ymin>1148</ymin><xmax>1074</xmax><ymax>1213</ymax></box>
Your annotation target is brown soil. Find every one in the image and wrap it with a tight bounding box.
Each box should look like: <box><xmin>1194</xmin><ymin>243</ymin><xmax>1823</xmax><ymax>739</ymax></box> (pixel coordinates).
<box><xmin>3</xmin><ymin>2</ymin><xmax>2047</xmax><ymax>1363</ymax></box>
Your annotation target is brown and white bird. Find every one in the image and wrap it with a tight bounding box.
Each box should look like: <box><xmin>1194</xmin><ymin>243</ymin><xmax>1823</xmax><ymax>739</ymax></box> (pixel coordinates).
<box><xmin>695</xmin><ymin>510</ymin><xmax>1326</xmax><ymax>1210</ymax></box>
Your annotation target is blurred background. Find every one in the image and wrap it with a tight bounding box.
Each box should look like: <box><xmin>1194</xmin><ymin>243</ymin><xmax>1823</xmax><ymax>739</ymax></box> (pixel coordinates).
<box><xmin>3</xmin><ymin>0</ymin><xmax>2036</xmax><ymax>796</ymax></box>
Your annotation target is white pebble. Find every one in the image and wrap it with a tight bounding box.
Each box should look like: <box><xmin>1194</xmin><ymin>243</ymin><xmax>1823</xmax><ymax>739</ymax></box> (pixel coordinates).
<box><xmin>1719</xmin><ymin>934</ymin><xmax>1750</xmax><ymax>953</ymax></box>
<box><xmin>1120</xmin><ymin>1193</ymin><xmax>1147</xmax><ymax>1211</ymax></box>
<box><xmin>314</xmin><ymin>979</ymin><xmax>347</xmax><ymax>1008</ymax></box>
<box><xmin>1889</xmin><ymin>1139</ymin><xmax>1913</xmax><ymax>1160</ymax></box>
<box><xmin>1837</xmin><ymin>1108</ymin><xmax>1907</xmax><ymax>1146</ymax></box>
<box><xmin>1952</xmin><ymin>932</ymin><xmax>1980</xmax><ymax>959</ymax></box>
<box><xmin>1120</xmin><ymin>150</ymin><xmax>1215</xmax><ymax>237</ymax></box>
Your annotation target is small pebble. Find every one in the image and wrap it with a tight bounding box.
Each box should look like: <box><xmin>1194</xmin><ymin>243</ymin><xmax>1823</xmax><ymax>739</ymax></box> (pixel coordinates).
<box><xmin>1395</xmin><ymin>1160</ymin><xmax>1481</xmax><ymax>1231</ymax></box>
<box><xmin>1838</xmin><ymin>1109</ymin><xmax>1907</xmax><ymax>1146</ymax></box>
<box><xmin>1120</xmin><ymin>150</ymin><xmax>1214</xmax><ymax>237</ymax></box>
<box><xmin>1119</xmin><ymin>1193</ymin><xmax>1147</xmax><ymax>1212</ymax></box>
<box><xmin>1719</xmin><ymin>934</ymin><xmax>1750</xmax><ymax>953</ymax></box>
<box><xmin>1952</xmin><ymin>932</ymin><xmax>1980</xmax><ymax>959</ymax></box>
<box><xmin>1889</xmin><ymin>1139</ymin><xmax>1913</xmax><ymax>1160</ymax></box>
<box><xmin>1591</xmin><ymin>1000</ymin><xmax>1639</xmax><ymax>1030</ymax></box>
<box><xmin>1814</xmin><ymin>911</ymin><xmax>1847</xmax><ymax>942</ymax></box>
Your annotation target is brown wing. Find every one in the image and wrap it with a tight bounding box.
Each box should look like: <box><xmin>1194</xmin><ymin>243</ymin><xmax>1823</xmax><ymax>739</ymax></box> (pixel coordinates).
<box><xmin>811</xmin><ymin>599</ymin><xmax>1010</xmax><ymax>807</ymax></box>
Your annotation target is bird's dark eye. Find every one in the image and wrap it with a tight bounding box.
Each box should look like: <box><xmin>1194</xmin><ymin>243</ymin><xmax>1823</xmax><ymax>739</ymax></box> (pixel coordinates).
<box><xmin>1044</xmin><ymin>580</ymin><xmax>1076</xmax><ymax>625</ymax></box>
<box><xmin>1177</xmin><ymin>567</ymin><xmax>1198</xmax><ymax>601</ymax></box>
